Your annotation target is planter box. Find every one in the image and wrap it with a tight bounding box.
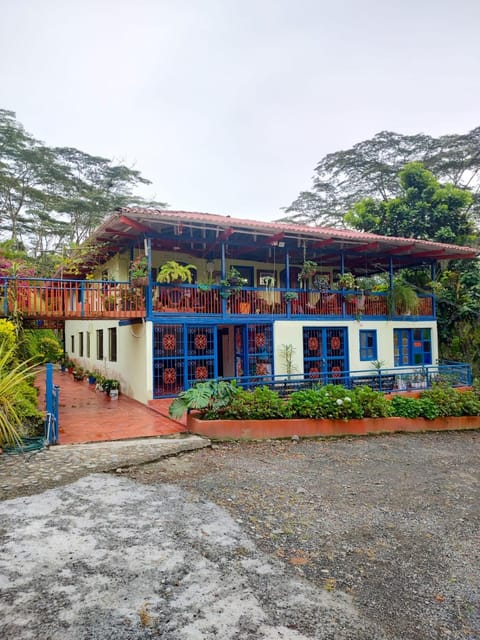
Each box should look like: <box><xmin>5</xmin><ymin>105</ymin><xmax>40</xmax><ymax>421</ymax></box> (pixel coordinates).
<box><xmin>187</xmin><ymin>413</ymin><xmax>480</xmax><ymax>441</ymax></box>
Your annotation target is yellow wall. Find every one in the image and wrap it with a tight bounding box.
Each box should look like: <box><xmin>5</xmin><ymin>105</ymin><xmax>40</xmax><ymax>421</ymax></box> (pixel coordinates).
<box><xmin>64</xmin><ymin>319</ymin><xmax>150</xmax><ymax>403</ymax></box>
<box><xmin>273</xmin><ymin>319</ymin><xmax>438</xmax><ymax>376</ymax></box>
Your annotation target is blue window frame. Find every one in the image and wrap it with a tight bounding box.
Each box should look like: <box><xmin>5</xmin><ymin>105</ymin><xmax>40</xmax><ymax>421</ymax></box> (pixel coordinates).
<box><xmin>359</xmin><ymin>330</ymin><xmax>377</xmax><ymax>361</ymax></box>
<box><xmin>394</xmin><ymin>328</ymin><xmax>432</xmax><ymax>366</ymax></box>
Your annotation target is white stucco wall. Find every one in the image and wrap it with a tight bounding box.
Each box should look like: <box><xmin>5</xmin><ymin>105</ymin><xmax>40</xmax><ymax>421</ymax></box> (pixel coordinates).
<box><xmin>273</xmin><ymin>319</ymin><xmax>438</xmax><ymax>376</ymax></box>
<box><xmin>64</xmin><ymin>319</ymin><xmax>151</xmax><ymax>404</ymax></box>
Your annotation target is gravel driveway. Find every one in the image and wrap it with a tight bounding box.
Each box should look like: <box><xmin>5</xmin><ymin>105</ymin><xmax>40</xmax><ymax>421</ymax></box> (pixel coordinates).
<box><xmin>1</xmin><ymin>431</ymin><xmax>478</xmax><ymax>639</ymax></box>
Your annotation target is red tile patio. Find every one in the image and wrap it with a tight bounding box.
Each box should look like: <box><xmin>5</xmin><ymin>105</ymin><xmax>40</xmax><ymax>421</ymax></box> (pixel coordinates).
<box><xmin>36</xmin><ymin>369</ymin><xmax>186</xmax><ymax>444</ymax></box>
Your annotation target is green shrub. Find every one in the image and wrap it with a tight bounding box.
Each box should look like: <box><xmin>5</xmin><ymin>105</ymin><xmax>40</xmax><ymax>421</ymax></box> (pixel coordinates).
<box><xmin>37</xmin><ymin>336</ymin><xmax>63</xmax><ymax>363</ymax></box>
<box><xmin>352</xmin><ymin>386</ymin><xmax>393</xmax><ymax>418</ymax></box>
<box><xmin>390</xmin><ymin>395</ymin><xmax>439</xmax><ymax>420</ymax></box>
<box><xmin>286</xmin><ymin>385</ymin><xmax>363</xmax><ymax>420</ymax></box>
<box><xmin>421</xmin><ymin>383</ymin><xmax>464</xmax><ymax>417</ymax></box>
<box><xmin>20</xmin><ymin>329</ymin><xmax>62</xmax><ymax>363</ymax></box>
<box><xmin>456</xmin><ymin>390</ymin><xmax>480</xmax><ymax>416</ymax></box>
<box><xmin>222</xmin><ymin>386</ymin><xmax>287</xmax><ymax>420</ymax></box>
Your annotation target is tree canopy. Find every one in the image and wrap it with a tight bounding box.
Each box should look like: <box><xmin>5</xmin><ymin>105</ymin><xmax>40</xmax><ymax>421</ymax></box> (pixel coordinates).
<box><xmin>345</xmin><ymin>162</ymin><xmax>474</xmax><ymax>245</ymax></box>
<box><xmin>283</xmin><ymin>127</ymin><xmax>480</xmax><ymax>227</ymax></box>
<box><xmin>0</xmin><ymin>109</ymin><xmax>165</xmax><ymax>255</ymax></box>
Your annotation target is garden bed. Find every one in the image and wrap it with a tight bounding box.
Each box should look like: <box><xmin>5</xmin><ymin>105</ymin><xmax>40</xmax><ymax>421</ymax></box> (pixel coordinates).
<box><xmin>187</xmin><ymin>413</ymin><xmax>480</xmax><ymax>440</ymax></box>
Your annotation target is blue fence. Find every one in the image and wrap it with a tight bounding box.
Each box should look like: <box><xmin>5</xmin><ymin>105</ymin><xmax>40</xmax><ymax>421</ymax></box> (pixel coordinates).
<box><xmin>202</xmin><ymin>362</ymin><xmax>472</xmax><ymax>395</ymax></box>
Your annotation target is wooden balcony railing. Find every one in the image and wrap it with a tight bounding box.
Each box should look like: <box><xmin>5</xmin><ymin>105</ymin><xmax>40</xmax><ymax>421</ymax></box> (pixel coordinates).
<box><xmin>0</xmin><ymin>278</ymin><xmax>146</xmax><ymax>319</ymax></box>
<box><xmin>0</xmin><ymin>278</ymin><xmax>435</xmax><ymax>321</ymax></box>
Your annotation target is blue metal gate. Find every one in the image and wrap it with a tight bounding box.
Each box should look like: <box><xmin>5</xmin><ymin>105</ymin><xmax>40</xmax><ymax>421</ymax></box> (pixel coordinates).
<box><xmin>45</xmin><ymin>362</ymin><xmax>60</xmax><ymax>444</ymax></box>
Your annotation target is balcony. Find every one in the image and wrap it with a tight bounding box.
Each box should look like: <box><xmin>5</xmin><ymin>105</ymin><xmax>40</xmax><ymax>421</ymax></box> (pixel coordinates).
<box><xmin>152</xmin><ymin>283</ymin><xmax>434</xmax><ymax>320</ymax></box>
<box><xmin>0</xmin><ymin>278</ymin><xmax>435</xmax><ymax>322</ymax></box>
<box><xmin>0</xmin><ymin>278</ymin><xmax>146</xmax><ymax>320</ymax></box>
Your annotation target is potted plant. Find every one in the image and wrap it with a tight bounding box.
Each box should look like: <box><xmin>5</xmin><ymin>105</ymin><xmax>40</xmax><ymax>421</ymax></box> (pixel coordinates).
<box><xmin>104</xmin><ymin>294</ymin><xmax>117</xmax><ymax>311</ymax></box>
<box><xmin>388</xmin><ymin>280</ymin><xmax>419</xmax><ymax>315</ymax></box>
<box><xmin>298</xmin><ymin>260</ymin><xmax>318</xmax><ymax>283</ymax></box>
<box><xmin>95</xmin><ymin>374</ymin><xmax>106</xmax><ymax>392</ymax></box>
<box><xmin>103</xmin><ymin>378</ymin><xmax>120</xmax><ymax>398</ymax></box>
<box><xmin>73</xmin><ymin>367</ymin><xmax>85</xmax><ymax>381</ymax></box>
<box><xmin>87</xmin><ymin>371</ymin><xmax>97</xmax><ymax>385</ymax></box>
<box><xmin>129</xmin><ymin>255</ymin><xmax>149</xmax><ymax>286</ymax></box>
<box><xmin>220</xmin><ymin>267</ymin><xmax>248</xmax><ymax>300</ymax></box>
<box><xmin>284</xmin><ymin>291</ymin><xmax>299</xmax><ymax>303</ymax></box>
<box><xmin>156</xmin><ymin>260</ymin><xmax>196</xmax><ymax>284</ymax></box>
<box><xmin>337</xmin><ymin>272</ymin><xmax>357</xmax><ymax>290</ymax></box>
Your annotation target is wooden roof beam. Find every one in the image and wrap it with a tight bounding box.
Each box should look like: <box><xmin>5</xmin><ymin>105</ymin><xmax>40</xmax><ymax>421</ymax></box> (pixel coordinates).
<box><xmin>388</xmin><ymin>243</ymin><xmax>416</xmax><ymax>255</ymax></box>
<box><xmin>351</xmin><ymin>242</ymin><xmax>380</xmax><ymax>253</ymax></box>
<box><xmin>118</xmin><ymin>215</ymin><xmax>156</xmax><ymax>234</ymax></box>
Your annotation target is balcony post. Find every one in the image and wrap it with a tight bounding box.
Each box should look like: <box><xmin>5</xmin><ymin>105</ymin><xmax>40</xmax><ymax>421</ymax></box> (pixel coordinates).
<box><xmin>389</xmin><ymin>256</ymin><xmax>394</xmax><ymax>316</ymax></box>
<box><xmin>221</xmin><ymin>242</ymin><xmax>227</xmax><ymax>317</ymax></box>
<box><xmin>431</xmin><ymin>260</ymin><xmax>436</xmax><ymax>319</ymax></box>
<box><xmin>80</xmin><ymin>281</ymin><xmax>85</xmax><ymax>317</ymax></box>
<box><xmin>285</xmin><ymin>250</ymin><xmax>291</xmax><ymax>318</ymax></box>
<box><xmin>145</xmin><ymin>237</ymin><xmax>152</xmax><ymax>317</ymax></box>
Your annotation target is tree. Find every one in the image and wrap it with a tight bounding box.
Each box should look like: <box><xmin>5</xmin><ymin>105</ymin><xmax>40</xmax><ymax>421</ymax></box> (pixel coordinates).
<box><xmin>345</xmin><ymin>162</ymin><xmax>474</xmax><ymax>244</ymax></box>
<box><xmin>345</xmin><ymin>162</ymin><xmax>480</xmax><ymax>376</ymax></box>
<box><xmin>283</xmin><ymin>127</ymin><xmax>480</xmax><ymax>227</ymax></box>
<box><xmin>0</xmin><ymin>109</ymin><xmax>166</xmax><ymax>254</ymax></box>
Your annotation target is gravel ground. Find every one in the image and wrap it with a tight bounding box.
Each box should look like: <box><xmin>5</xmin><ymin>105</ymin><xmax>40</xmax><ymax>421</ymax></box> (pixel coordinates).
<box><xmin>1</xmin><ymin>431</ymin><xmax>478</xmax><ymax>639</ymax></box>
<box><xmin>125</xmin><ymin>431</ymin><xmax>480</xmax><ymax>640</ymax></box>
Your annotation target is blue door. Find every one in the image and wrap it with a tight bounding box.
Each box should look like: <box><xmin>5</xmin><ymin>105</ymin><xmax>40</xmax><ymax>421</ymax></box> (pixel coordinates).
<box><xmin>303</xmin><ymin>327</ymin><xmax>348</xmax><ymax>383</ymax></box>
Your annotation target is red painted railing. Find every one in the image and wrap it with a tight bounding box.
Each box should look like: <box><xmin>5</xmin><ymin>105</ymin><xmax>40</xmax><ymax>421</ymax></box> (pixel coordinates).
<box><xmin>0</xmin><ymin>279</ymin><xmax>435</xmax><ymax>321</ymax></box>
<box><xmin>0</xmin><ymin>278</ymin><xmax>146</xmax><ymax>319</ymax></box>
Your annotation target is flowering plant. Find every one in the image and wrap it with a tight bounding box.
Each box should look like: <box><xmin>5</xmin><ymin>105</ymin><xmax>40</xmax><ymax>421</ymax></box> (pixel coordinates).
<box><xmin>129</xmin><ymin>256</ymin><xmax>148</xmax><ymax>279</ymax></box>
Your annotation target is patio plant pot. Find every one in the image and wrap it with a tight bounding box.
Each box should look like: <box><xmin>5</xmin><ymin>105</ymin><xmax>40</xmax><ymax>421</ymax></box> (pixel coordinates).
<box><xmin>132</xmin><ymin>276</ymin><xmax>148</xmax><ymax>287</ymax></box>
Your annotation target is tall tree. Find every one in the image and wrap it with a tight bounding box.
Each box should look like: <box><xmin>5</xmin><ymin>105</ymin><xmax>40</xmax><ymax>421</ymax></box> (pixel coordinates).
<box><xmin>283</xmin><ymin>128</ymin><xmax>480</xmax><ymax>227</ymax></box>
<box><xmin>0</xmin><ymin>110</ymin><xmax>166</xmax><ymax>253</ymax></box>
<box><xmin>345</xmin><ymin>162</ymin><xmax>480</xmax><ymax>375</ymax></box>
<box><xmin>345</xmin><ymin>162</ymin><xmax>474</xmax><ymax>244</ymax></box>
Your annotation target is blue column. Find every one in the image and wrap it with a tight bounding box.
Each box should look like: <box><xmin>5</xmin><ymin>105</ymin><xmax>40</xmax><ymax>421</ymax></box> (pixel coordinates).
<box><xmin>221</xmin><ymin>242</ymin><xmax>227</xmax><ymax>317</ymax></box>
<box><xmin>45</xmin><ymin>362</ymin><xmax>53</xmax><ymax>416</ymax></box>
<box><xmin>146</xmin><ymin>237</ymin><xmax>152</xmax><ymax>317</ymax></box>
<box><xmin>389</xmin><ymin>256</ymin><xmax>394</xmax><ymax>316</ymax></box>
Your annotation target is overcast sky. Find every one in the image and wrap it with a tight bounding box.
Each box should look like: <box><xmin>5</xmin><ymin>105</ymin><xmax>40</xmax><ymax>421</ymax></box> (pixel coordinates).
<box><xmin>1</xmin><ymin>0</ymin><xmax>479</xmax><ymax>221</ymax></box>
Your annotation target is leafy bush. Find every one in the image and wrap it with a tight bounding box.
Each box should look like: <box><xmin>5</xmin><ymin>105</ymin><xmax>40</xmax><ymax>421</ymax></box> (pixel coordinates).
<box><xmin>21</xmin><ymin>329</ymin><xmax>62</xmax><ymax>363</ymax></box>
<box><xmin>421</xmin><ymin>383</ymin><xmax>464</xmax><ymax>417</ymax></box>
<box><xmin>455</xmin><ymin>390</ymin><xmax>480</xmax><ymax>416</ymax></box>
<box><xmin>222</xmin><ymin>386</ymin><xmax>288</xmax><ymax>420</ymax></box>
<box><xmin>353</xmin><ymin>385</ymin><xmax>393</xmax><ymax>418</ymax></box>
<box><xmin>286</xmin><ymin>385</ymin><xmax>364</xmax><ymax>420</ymax></box>
<box><xmin>0</xmin><ymin>319</ymin><xmax>17</xmax><ymax>366</ymax></box>
<box><xmin>37</xmin><ymin>336</ymin><xmax>63</xmax><ymax>363</ymax></box>
<box><xmin>390</xmin><ymin>395</ymin><xmax>439</xmax><ymax>420</ymax></box>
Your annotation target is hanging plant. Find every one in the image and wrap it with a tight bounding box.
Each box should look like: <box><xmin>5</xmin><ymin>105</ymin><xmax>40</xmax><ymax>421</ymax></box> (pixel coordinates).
<box><xmin>337</xmin><ymin>272</ymin><xmax>357</xmax><ymax>290</ymax></box>
<box><xmin>220</xmin><ymin>267</ymin><xmax>248</xmax><ymax>297</ymax></box>
<box><xmin>298</xmin><ymin>260</ymin><xmax>318</xmax><ymax>282</ymax></box>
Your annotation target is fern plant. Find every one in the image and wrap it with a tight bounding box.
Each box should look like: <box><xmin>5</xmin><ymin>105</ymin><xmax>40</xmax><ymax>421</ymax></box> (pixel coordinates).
<box><xmin>169</xmin><ymin>380</ymin><xmax>239</xmax><ymax>420</ymax></box>
<box><xmin>156</xmin><ymin>261</ymin><xmax>196</xmax><ymax>284</ymax></box>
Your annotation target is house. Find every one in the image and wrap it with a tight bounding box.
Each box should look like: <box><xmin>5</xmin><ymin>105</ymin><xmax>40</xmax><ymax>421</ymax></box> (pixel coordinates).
<box><xmin>1</xmin><ymin>208</ymin><xmax>477</xmax><ymax>403</ymax></box>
